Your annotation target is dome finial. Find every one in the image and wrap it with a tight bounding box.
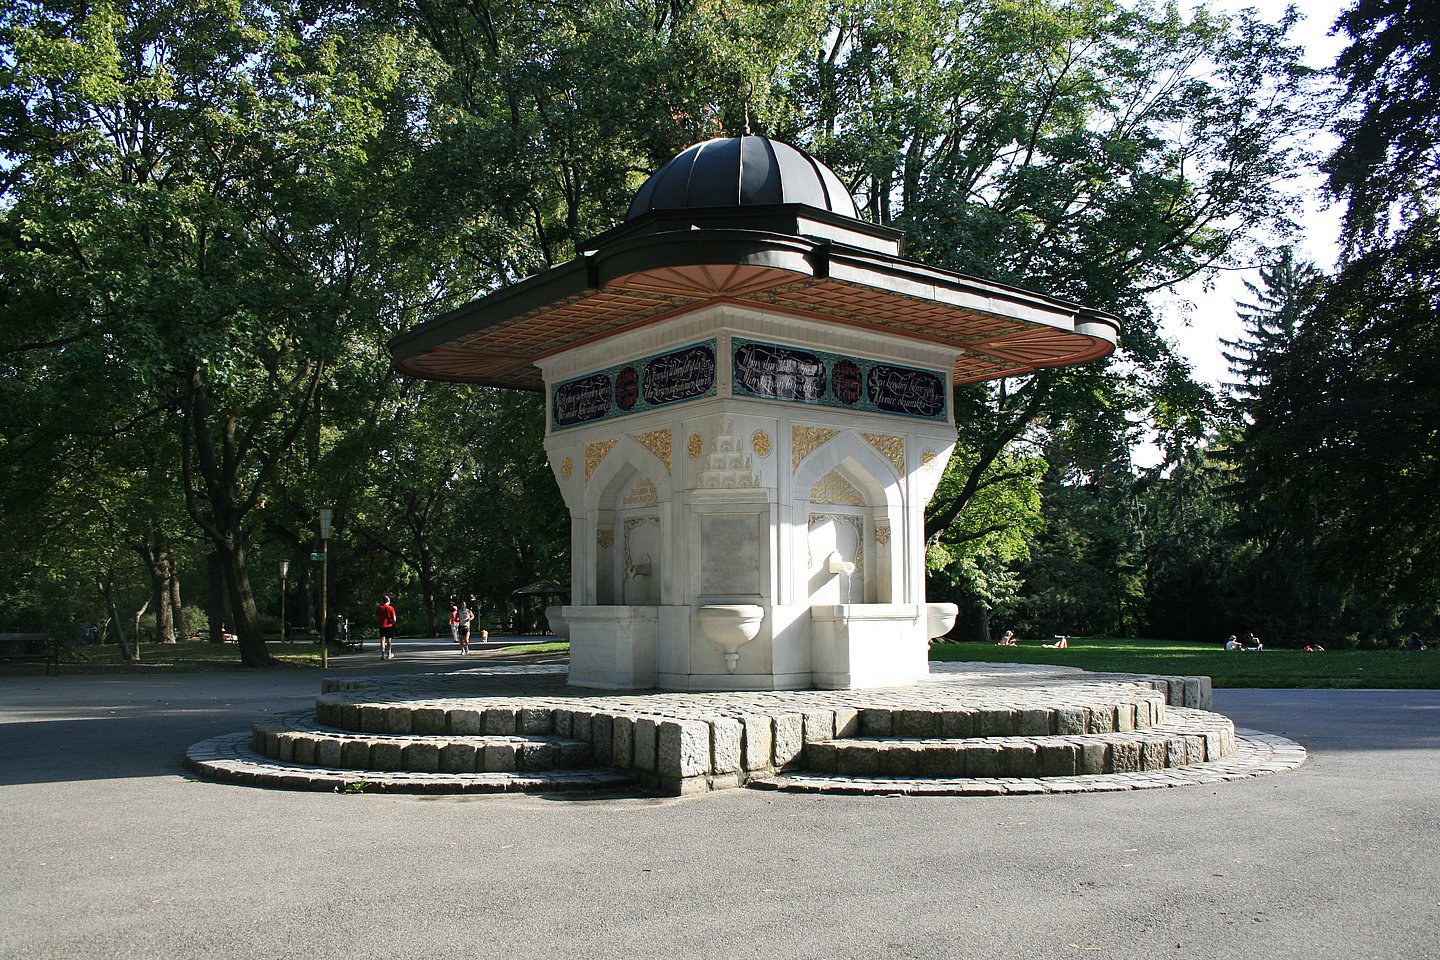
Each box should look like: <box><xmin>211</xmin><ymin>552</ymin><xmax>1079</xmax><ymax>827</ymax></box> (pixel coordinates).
<box><xmin>739</xmin><ymin>81</ymin><xmax>753</xmax><ymax>137</ymax></box>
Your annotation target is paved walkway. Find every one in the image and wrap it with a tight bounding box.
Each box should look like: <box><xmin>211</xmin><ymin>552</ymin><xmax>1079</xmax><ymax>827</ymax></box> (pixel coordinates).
<box><xmin>2</xmin><ymin>651</ymin><xmax>1437</xmax><ymax>959</ymax></box>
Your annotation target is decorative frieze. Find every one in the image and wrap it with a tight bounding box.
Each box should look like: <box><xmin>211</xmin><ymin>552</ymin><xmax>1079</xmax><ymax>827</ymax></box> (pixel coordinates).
<box><xmin>552</xmin><ymin>340</ymin><xmax>717</xmax><ymax>429</ymax></box>
<box><xmin>732</xmin><ymin>337</ymin><xmax>948</xmax><ymax>422</ymax></box>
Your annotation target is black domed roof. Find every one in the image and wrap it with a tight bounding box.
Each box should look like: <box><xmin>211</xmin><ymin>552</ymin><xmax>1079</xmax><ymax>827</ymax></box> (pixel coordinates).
<box><xmin>625</xmin><ymin>136</ymin><xmax>859</xmax><ymax>221</ymax></box>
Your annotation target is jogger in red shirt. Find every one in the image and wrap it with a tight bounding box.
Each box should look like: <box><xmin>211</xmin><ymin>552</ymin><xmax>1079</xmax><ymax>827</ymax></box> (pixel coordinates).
<box><xmin>375</xmin><ymin>595</ymin><xmax>397</xmax><ymax>660</ymax></box>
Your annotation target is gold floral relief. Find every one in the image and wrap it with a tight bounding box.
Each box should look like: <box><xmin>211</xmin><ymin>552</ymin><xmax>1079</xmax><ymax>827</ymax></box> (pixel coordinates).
<box><xmin>559</xmin><ymin>457</ymin><xmax>573</xmax><ymax>479</ymax></box>
<box><xmin>584</xmin><ymin>439</ymin><xmax>617</xmax><ymax>484</ymax></box>
<box><xmin>624</xmin><ymin>477</ymin><xmax>659</xmax><ymax>505</ymax></box>
<box><xmin>597</xmin><ymin>528</ymin><xmax>615</xmax><ymax>549</ymax></box>
<box><xmin>751</xmin><ymin>430</ymin><xmax>772</xmax><ymax>458</ymax></box>
<box><xmin>810</xmin><ymin>469</ymin><xmax>865</xmax><ymax>506</ymax></box>
<box><xmin>875</xmin><ymin>523</ymin><xmax>892</xmax><ymax>546</ymax></box>
<box><xmin>921</xmin><ymin>448</ymin><xmax>937</xmax><ymax>470</ymax></box>
<box><xmin>791</xmin><ymin>426</ymin><xmax>840</xmax><ymax>470</ymax></box>
<box><xmin>634</xmin><ymin>429</ymin><xmax>672</xmax><ymax>472</ymax></box>
<box><xmin>863</xmin><ymin>433</ymin><xmax>906</xmax><ymax>477</ymax></box>
<box><xmin>687</xmin><ymin>432</ymin><xmax>704</xmax><ymax>459</ymax></box>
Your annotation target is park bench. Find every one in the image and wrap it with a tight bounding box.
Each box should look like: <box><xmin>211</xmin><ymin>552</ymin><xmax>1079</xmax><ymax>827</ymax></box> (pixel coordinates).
<box><xmin>0</xmin><ymin>633</ymin><xmax>60</xmax><ymax>675</ymax></box>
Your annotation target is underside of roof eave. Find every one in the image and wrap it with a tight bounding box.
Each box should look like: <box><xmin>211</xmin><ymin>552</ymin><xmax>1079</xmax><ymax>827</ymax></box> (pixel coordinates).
<box><xmin>387</xmin><ymin>257</ymin><xmax>594</xmax><ymax>369</ymax></box>
<box><xmin>388</xmin><ymin>226</ymin><xmax>1123</xmax><ymax>387</ymax></box>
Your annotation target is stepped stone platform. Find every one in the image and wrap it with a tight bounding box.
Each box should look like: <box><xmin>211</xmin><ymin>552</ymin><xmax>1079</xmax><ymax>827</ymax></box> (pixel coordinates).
<box><xmin>185</xmin><ymin>662</ymin><xmax>1305</xmax><ymax>797</ymax></box>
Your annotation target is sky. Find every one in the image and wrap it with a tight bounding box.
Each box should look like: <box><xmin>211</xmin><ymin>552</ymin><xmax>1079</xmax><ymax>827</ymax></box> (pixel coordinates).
<box><xmin>1136</xmin><ymin>0</ymin><xmax>1349</xmax><ymax>466</ymax></box>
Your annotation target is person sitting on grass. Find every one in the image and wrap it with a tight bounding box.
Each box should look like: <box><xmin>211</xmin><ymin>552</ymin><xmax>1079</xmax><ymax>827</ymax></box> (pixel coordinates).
<box><xmin>1043</xmin><ymin>635</ymin><xmax>1069</xmax><ymax>649</ymax></box>
<box><xmin>1246</xmin><ymin>633</ymin><xmax>1264</xmax><ymax>651</ymax></box>
<box><xmin>996</xmin><ymin>630</ymin><xmax>1018</xmax><ymax>646</ymax></box>
<box><xmin>1304</xmin><ymin>644</ymin><xmax>1325</xmax><ymax>651</ymax></box>
<box><xmin>1225</xmin><ymin>635</ymin><xmax>1243</xmax><ymax>651</ymax></box>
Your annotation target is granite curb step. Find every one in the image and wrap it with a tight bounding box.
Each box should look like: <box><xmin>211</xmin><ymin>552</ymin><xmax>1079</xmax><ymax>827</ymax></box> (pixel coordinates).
<box><xmin>804</xmin><ymin>709</ymin><xmax>1237</xmax><ymax>779</ymax></box>
<box><xmin>312</xmin><ymin>691</ymin><xmax>1174</xmax><ymax>741</ymax></box>
<box><xmin>184</xmin><ymin>664</ymin><xmax>1298</xmax><ymax>797</ymax></box>
<box><xmin>748</xmin><ymin>729</ymin><xmax>1307</xmax><ymax>796</ymax></box>
<box><xmin>252</xmin><ymin>713</ymin><xmax>598</xmax><ymax>774</ymax></box>
<box><xmin>187</xmin><ymin>731</ymin><xmax>635</xmax><ymax>795</ymax></box>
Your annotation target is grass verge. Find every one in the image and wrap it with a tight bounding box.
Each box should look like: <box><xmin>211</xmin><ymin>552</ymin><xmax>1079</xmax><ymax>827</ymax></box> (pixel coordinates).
<box><xmin>0</xmin><ymin>638</ymin><xmax>360</xmax><ymax>675</ymax></box>
<box><xmin>929</xmin><ymin>636</ymin><xmax>1440</xmax><ymax>689</ymax></box>
<box><xmin>7</xmin><ymin>636</ymin><xmax>1431</xmax><ymax>688</ymax></box>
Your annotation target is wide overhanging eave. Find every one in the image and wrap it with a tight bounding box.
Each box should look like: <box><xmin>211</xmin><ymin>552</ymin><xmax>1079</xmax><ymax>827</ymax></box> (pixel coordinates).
<box><xmin>388</xmin><ymin>226</ymin><xmax>1120</xmax><ymax>388</ymax></box>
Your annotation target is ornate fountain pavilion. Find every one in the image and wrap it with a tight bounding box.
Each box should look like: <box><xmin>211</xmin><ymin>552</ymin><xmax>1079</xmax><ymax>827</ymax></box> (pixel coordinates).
<box><xmin>389</xmin><ymin>135</ymin><xmax>1119</xmax><ymax>692</ymax></box>
<box><xmin>185</xmin><ymin>138</ymin><xmax>1301</xmax><ymax>802</ymax></box>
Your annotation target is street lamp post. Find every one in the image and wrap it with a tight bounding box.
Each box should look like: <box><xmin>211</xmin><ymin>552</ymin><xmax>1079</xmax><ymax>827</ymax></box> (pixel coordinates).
<box><xmin>319</xmin><ymin>504</ymin><xmax>333</xmax><ymax>669</ymax></box>
<box><xmin>279</xmin><ymin>559</ymin><xmax>290</xmax><ymax>644</ymax></box>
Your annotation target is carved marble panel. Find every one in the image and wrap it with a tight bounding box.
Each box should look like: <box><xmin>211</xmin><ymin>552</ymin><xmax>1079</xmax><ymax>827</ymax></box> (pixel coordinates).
<box><xmin>810</xmin><ymin>469</ymin><xmax>865</xmax><ymax>506</ymax></box>
<box><xmin>699</xmin><ymin>514</ymin><xmax>762</xmax><ymax>597</ymax></box>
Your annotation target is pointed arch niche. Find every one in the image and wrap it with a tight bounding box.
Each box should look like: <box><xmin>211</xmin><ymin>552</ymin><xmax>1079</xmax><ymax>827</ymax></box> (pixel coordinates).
<box><xmin>584</xmin><ymin>439</ymin><xmax>672</xmax><ymax>606</ymax></box>
<box><xmin>791</xmin><ymin>433</ymin><xmax>903</xmax><ymax>608</ymax></box>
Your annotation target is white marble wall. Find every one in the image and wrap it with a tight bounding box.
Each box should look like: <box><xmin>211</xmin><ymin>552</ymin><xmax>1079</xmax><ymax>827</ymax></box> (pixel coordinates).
<box><xmin>538</xmin><ymin>304</ymin><xmax>959</xmax><ymax>690</ymax></box>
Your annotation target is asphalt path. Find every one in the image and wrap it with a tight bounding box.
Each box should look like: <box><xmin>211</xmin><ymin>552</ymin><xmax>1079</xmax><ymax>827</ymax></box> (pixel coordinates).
<box><xmin>2</xmin><ymin>639</ymin><xmax>1437</xmax><ymax>960</ymax></box>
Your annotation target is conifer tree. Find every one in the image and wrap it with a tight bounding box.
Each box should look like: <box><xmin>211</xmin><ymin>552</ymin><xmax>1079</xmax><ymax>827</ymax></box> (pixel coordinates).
<box><xmin>1220</xmin><ymin>250</ymin><xmax>1324</xmax><ymax>414</ymax></box>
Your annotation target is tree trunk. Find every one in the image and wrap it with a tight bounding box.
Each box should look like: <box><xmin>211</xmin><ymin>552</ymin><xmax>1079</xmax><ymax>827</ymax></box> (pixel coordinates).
<box><xmin>417</xmin><ymin>533</ymin><xmax>439</xmax><ymax>637</ymax></box>
<box><xmin>155</xmin><ymin>553</ymin><xmax>175</xmax><ymax>643</ymax></box>
<box><xmin>212</xmin><ymin>530</ymin><xmax>276</xmax><ymax>667</ymax></box>
<box><xmin>961</xmin><ymin>603</ymin><xmax>993</xmax><ymax>645</ymax></box>
<box><xmin>301</xmin><ymin>564</ymin><xmax>316</xmax><ymax>634</ymax></box>
<box><xmin>97</xmin><ymin>565</ymin><xmax>138</xmax><ymax>662</ymax></box>
<box><xmin>153</xmin><ymin>575</ymin><xmax>175</xmax><ymax>643</ymax></box>
<box><xmin>168</xmin><ymin>561</ymin><xmax>186</xmax><ymax>641</ymax></box>
<box><xmin>132</xmin><ymin>596</ymin><xmax>151</xmax><ymax>646</ymax></box>
<box><xmin>207</xmin><ymin>550</ymin><xmax>231</xmax><ymax>644</ymax></box>
<box><xmin>138</xmin><ymin>535</ymin><xmax>176</xmax><ymax>643</ymax></box>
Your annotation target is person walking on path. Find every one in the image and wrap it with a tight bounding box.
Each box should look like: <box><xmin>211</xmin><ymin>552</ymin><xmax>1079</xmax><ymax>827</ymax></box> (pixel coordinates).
<box><xmin>449</xmin><ymin>604</ymin><xmax>460</xmax><ymax>644</ymax></box>
<box><xmin>375</xmin><ymin>595</ymin><xmax>398</xmax><ymax>660</ymax></box>
<box><xmin>456</xmin><ymin>602</ymin><xmax>474</xmax><ymax>655</ymax></box>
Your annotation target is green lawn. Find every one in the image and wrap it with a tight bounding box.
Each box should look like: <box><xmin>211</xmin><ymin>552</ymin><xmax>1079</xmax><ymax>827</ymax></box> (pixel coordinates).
<box><xmin>498</xmin><ymin>641</ymin><xmax>569</xmax><ymax>655</ymax></box>
<box><xmin>0</xmin><ymin>637</ymin><xmax>358</xmax><ymax>674</ymax></box>
<box><xmin>6</xmin><ymin>635</ymin><xmax>1434</xmax><ymax>688</ymax></box>
<box><xmin>0</xmin><ymin>637</ymin><xmax>566</xmax><ymax>675</ymax></box>
<box><xmin>930</xmin><ymin>636</ymin><xmax>1440</xmax><ymax>688</ymax></box>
